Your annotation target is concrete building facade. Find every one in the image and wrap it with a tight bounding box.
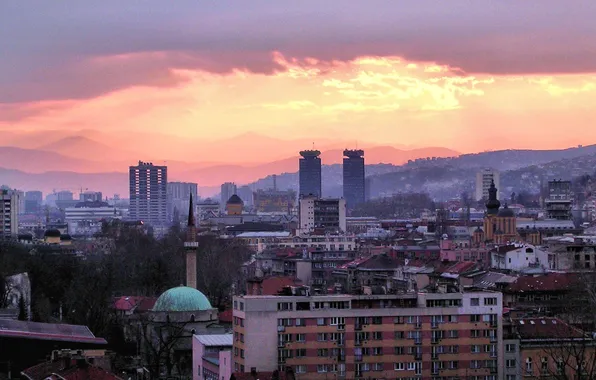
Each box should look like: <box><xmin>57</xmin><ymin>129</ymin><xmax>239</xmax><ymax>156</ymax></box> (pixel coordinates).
<box><xmin>476</xmin><ymin>169</ymin><xmax>500</xmax><ymax>201</ymax></box>
<box><xmin>220</xmin><ymin>182</ymin><xmax>237</xmax><ymax>213</ymax></box>
<box><xmin>167</xmin><ymin>181</ymin><xmax>198</xmax><ymax>222</ymax></box>
<box><xmin>1</xmin><ymin>190</ymin><xmax>19</xmax><ymax>237</ymax></box>
<box><xmin>298</xmin><ymin>197</ymin><xmax>346</xmax><ymax>234</ymax></box>
<box><xmin>129</xmin><ymin>161</ymin><xmax>167</xmax><ymax>226</ymax></box>
<box><xmin>232</xmin><ymin>289</ymin><xmax>503</xmax><ymax>379</ymax></box>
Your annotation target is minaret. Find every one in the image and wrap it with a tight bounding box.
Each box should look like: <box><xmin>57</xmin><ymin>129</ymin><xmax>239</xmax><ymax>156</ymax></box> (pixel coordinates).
<box><xmin>184</xmin><ymin>193</ymin><xmax>198</xmax><ymax>289</ymax></box>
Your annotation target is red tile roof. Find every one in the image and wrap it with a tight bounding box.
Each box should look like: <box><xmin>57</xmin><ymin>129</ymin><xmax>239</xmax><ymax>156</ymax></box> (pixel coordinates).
<box><xmin>219</xmin><ymin>309</ymin><xmax>233</xmax><ymax>324</ymax></box>
<box><xmin>135</xmin><ymin>297</ymin><xmax>157</xmax><ymax>313</ymax></box>
<box><xmin>22</xmin><ymin>360</ymin><xmax>122</xmax><ymax>380</ymax></box>
<box><xmin>112</xmin><ymin>296</ymin><xmax>144</xmax><ymax>311</ymax></box>
<box><xmin>513</xmin><ymin>317</ymin><xmax>585</xmax><ymax>339</ymax></box>
<box><xmin>232</xmin><ymin>372</ymin><xmax>291</xmax><ymax>380</ymax></box>
<box><xmin>506</xmin><ymin>273</ymin><xmax>581</xmax><ymax>292</ymax></box>
<box><xmin>261</xmin><ymin>276</ymin><xmax>302</xmax><ymax>295</ymax></box>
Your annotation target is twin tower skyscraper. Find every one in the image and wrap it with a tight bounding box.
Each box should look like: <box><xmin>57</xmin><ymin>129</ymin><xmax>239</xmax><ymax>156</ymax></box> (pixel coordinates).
<box><xmin>298</xmin><ymin>149</ymin><xmax>365</xmax><ymax>209</ymax></box>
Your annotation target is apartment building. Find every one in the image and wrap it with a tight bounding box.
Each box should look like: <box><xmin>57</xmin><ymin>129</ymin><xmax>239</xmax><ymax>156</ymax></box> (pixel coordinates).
<box><xmin>1</xmin><ymin>189</ymin><xmax>19</xmax><ymax>237</ymax></box>
<box><xmin>232</xmin><ymin>288</ymin><xmax>503</xmax><ymax>380</ymax></box>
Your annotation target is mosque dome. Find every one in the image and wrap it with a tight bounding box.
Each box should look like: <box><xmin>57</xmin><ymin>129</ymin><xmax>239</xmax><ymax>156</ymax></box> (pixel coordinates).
<box><xmin>226</xmin><ymin>194</ymin><xmax>243</xmax><ymax>205</ymax></box>
<box><xmin>153</xmin><ymin>286</ymin><xmax>212</xmax><ymax>312</ymax></box>
<box><xmin>498</xmin><ymin>204</ymin><xmax>515</xmax><ymax>217</ymax></box>
<box><xmin>44</xmin><ymin>229</ymin><xmax>61</xmax><ymax>238</ymax></box>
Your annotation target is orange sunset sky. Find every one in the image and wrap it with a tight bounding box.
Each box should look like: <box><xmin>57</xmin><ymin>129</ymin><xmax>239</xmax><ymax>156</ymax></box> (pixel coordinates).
<box><xmin>2</xmin><ymin>1</ymin><xmax>596</xmax><ymax>155</ymax></box>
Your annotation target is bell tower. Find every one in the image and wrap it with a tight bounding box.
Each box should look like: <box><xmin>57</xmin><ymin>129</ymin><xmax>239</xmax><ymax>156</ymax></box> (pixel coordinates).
<box><xmin>184</xmin><ymin>193</ymin><xmax>198</xmax><ymax>289</ymax></box>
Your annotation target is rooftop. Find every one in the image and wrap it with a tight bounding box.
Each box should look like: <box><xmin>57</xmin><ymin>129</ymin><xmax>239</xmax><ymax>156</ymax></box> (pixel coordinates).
<box><xmin>506</xmin><ymin>272</ymin><xmax>580</xmax><ymax>293</ymax></box>
<box><xmin>0</xmin><ymin>320</ymin><xmax>107</xmax><ymax>344</ymax></box>
<box><xmin>22</xmin><ymin>359</ymin><xmax>122</xmax><ymax>380</ymax></box>
<box><xmin>512</xmin><ymin>317</ymin><xmax>585</xmax><ymax>340</ymax></box>
<box><xmin>194</xmin><ymin>333</ymin><xmax>233</xmax><ymax>347</ymax></box>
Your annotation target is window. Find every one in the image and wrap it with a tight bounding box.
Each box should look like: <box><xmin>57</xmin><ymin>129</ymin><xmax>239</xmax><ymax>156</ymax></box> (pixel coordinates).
<box><xmin>317</xmin><ymin>333</ymin><xmax>327</xmax><ymax>342</ymax></box>
<box><xmin>240</xmin><ymin>349</ymin><xmax>244</xmax><ymax>359</ymax></box>
<box><xmin>541</xmin><ymin>357</ymin><xmax>548</xmax><ymax>372</ymax></box>
<box><xmin>330</xmin><ymin>317</ymin><xmax>345</xmax><ymax>325</ymax></box>
<box><xmin>317</xmin><ymin>348</ymin><xmax>329</xmax><ymax>357</ymax></box>
<box><xmin>471</xmin><ymin>329</ymin><xmax>480</xmax><ymax>338</ymax></box>
<box><xmin>372</xmin><ymin>331</ymin><xmax>383</xmax><ymax>340</ymax></box>
<box><xmin>296</xmin><ymin>333</ymin><xmax>306</xmax><ymax>342</ymax></box>
<box><xmin>470</xmin><ymin>360</ymin><xmax>481</xmax><ymax>369</ymax></box>
<box><xmin>505</xmin><ymin>344</ymin><xmax>516</xmax><ymax>353</ymax></box>
<box><xmin>395</xmin><ymin>331</ymin><xmax>405</xmax><ymax>339</ymax></box>
<box><xmin>471</xmin><ymin>298</ymin><xmax>480</xmax><ymax>306</ymax></box>
<box><xmin>239</xmin><ymin>302</ymin><xmax>244</xmax><ymax>311</ymax></box>
<box><xmin>373</xmin><ymin>363</ymin><xmax>384</xmax><ymax>371</ymax></box>
<box><xmin>448</xmin><ymin>330</ymin><xmax>459</xmax><ymax>338</ymax></box>
<box><xmin>317</xmin><ymin>364</ymin><xmax>328</xmax><ymax>373</ymax></box>
<box><xmin>372</xmin><ymin>316</ymin><xmax>382</xmax><ymax>324</ymax></box>
<box><xmin>506</xmin><ymin>359</ymin><xmax>516</xmax><ymax>368</ymax></box>
<box><xmin>295</xmin><ymin>349</ymin><xmax>306</xmax><ymax>358</ymax></box>
<box><xmin>506</xmin><ymin>376</ymin><xmax>516</xmax><ymax>380</ymax></box>
<box><xmin>526</xmin><ymin>358</ymin><xmax>533</xmax><ymax>373</ymax></box>
<box><xmin>471</xmin><ymin>314</ymin><xmax>481</xmax><ymax>322</ymax></box>
<box><xmin>471</xmin><ymin>345</ymin><xmax>480</xmax><ymax>353</ymax></box>
<box><xmin>484</xmin><ymin>297</ymin><xmax>497</xmax><ymax>306</ymax></box>
<box><xmin>394</xmin><ymin>363</ymin><xmax>405</xmax><ymax>371</ymax></box>
<box><xmin>317</xmin><ymin>317</ymin><xmax>326</xmax><ymax>326</ymax></box>
<box><xmin>372</xmin><ymin>347</ymin><xmax>383</xmax><ymax>356</ymax></box>
<box><xmin>295</xmin><ymin>318</ymin><xmax>305</xmax><ymax>326</ymax></box>
<box><xmin>295</xmin><ymin>365</ymin><xmax>306</xmax><ymax>374</ymax></box>
<box><xmin>394</xmin><ymin>347</ymin><xmax>405</xmax><ymax>355</ymax></box>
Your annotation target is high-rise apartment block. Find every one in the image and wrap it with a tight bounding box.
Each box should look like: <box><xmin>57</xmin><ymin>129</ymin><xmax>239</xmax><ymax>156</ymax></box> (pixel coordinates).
<box><xmin>129</xmin><ymin>161</ymin><xmax>167</xmax><ymax>226</ymax></box>
<box><xmin>24</xmin><ymin>190</ymin><xmax>42</xmax><ymax>214</ymax></box>
<box><xmin>1</xmin><ymin>189</ymin><xmax>20</xmax><ymax>237</ymax></box>
<box><xmin>545</xmin><ymin>180</ymin><xmax>573</xmax><ymax>220</ymax></box>
<box><xmin>299</xmin><ymin>150</ymin><xmax>322</xmax><ymax>198</ymax></box>
<box><xmin>476</xmin><ymin>169</ymin><xmax>500</xmax><ymax>201</ymax></box>
<box><xmin>167</xmin><ymin>182</ymin><xmax>198</xmax><ymax>222</ymax></box>
<box><xmin>232</xmin><ymin>289</ymin><xmax>503</xmax><ymax>379</ymax></box>
<box><xmin>220</xmin><ymin>182</ymin><xmax>237</xmax><ymax>212</ymax></box>
<box><xmin>343</xmin><ymin>149</ymin><xmax>365</xmax><ymax>209</ymax></box>
<box><xmin>298</xmin><ymin>196</ymin><xmax>346</xmax><ymax>234</ymax></box>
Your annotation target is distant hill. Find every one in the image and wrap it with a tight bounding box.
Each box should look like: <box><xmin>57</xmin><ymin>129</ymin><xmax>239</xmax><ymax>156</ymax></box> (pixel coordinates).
<box><xmin>0</xmin><ymin>167</ymin><xmax>128</xmax><ymax>197</ymax></box>
<box><xmin>0</xmin><ymin>147</ymin><xmax>109</xmax><ymax>173</ymax></box>
<box><xmin>36</xmin><ymin>135</ymin><xmax>143</xmax><ymax>162</ymax></box>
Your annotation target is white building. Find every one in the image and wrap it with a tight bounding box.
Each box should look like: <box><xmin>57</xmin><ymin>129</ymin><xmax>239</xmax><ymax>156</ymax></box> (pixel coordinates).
<box><xmin>192</xmin><ymin>334</ymin><xmax>233</xmax><ymax>380</ymax></box>
<box><xmin>1</xmin><ymin>190</ymin><xmax>20</xmax><ymax>237</ymax></box>
<box><xmin>64</xmin><ymin>202</ymin><xmax>120</xmax><ymax>236</ymax></box>
<box><xmin>298</xmin><ymin>197</ymin><xmax>346</xmax><ymax>234</ymax></box>
<box><xmin>167</xmin><ymin>182</ymin><xmax>198</xmax><ymax>221</ymax></box>
<box><xmin>490</xmin><ymin>244</ymin><xmax>550</xmax><ymax>271</ymax></box>
<box><xmin>476</xmin><ymin>169</ymin><xmax>500</xmax><ymax>201</ymax></box>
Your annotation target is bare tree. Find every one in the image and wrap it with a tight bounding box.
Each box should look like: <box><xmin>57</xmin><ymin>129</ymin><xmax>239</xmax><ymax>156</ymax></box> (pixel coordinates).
<box><xmin>135</xmin><ymin>314</ymin><xmax>192</xmax><ymax>379</ymax></box>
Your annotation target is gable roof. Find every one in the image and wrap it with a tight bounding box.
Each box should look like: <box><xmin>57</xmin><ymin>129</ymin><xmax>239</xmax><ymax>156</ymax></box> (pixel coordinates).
<box><xmin>21</xmin><ymin>360</ymin><xmax>122</xmax><ymax>380</ymax></box>
<box><xmin>506</xmin><ymin>273</ymin><xmax>580</xmax><ymax>292</ymax></box>
<box><xmin>513</xmin><ymin>317</ymin><xmax>585</xmax><ymax>340</ymax></box>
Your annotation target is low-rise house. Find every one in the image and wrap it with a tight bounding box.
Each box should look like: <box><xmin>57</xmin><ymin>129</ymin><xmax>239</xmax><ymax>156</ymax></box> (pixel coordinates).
<box><xmin>192</xmin><ymin>334</ymin><xmax>233</xmax><ymax>380</ymax></box>
<box><xmin>490</xmin><ymin>244</ymin><xmax>550</xmax><ymax>272</ymax></box>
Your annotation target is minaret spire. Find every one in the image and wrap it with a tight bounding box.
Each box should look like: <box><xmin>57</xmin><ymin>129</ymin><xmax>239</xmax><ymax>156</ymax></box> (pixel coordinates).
<box><xmin>184</xmin><ymin>193</ymin><xmax>198</xmax><ymax>289</ymax></box>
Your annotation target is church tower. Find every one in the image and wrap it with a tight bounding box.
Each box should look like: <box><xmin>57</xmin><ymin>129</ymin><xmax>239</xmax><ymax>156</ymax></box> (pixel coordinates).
<box><xmin>483</xmin><ymin>180</ymin><xmax>501</xmax><ymax>242</ymax></box>
<box><xmin>184</xmin><ymin>193</ymin><xmax>198</xmax><ymax>289</ymax></box>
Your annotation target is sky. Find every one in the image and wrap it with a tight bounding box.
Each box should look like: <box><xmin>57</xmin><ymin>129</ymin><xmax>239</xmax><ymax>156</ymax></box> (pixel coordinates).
<box><xmin>2</xmin><ymin>1</ymin><xmax>596</xmax><ymax>153</ymax></box>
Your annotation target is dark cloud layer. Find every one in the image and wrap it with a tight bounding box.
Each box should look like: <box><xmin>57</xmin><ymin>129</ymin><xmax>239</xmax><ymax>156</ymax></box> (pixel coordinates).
<box><xmin>1</xmin><ymin>0</ymin><xmax>596</xmax><ymax>103</ymax></box>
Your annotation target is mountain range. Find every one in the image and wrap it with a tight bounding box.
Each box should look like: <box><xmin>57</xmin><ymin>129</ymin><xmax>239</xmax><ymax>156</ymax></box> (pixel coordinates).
<box><xmin>0</xmin><ymin>129</ymin><xmax>459</xmax><ymax>195</ymax></box>
<box><xmin>2</xmin><ymin>128</ymin><xmax>596</xmax><ymax>200</ymax></box>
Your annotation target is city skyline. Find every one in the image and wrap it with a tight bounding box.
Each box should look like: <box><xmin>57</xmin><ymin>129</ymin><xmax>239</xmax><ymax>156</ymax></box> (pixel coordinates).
<box><xmin>2</xmin><ymin>1</ymin><xmax>596</xmax><ymax>154</ymax></box>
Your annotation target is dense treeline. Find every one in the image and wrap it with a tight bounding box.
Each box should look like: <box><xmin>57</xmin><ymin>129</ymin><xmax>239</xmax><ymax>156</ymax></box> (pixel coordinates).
<box><xmin>0</xmin><ymin>222</ymin><xmax>251</xmax><ymax>338</ymax></box>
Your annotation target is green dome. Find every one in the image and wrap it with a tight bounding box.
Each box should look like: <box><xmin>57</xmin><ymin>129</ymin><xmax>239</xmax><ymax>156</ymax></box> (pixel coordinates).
<box><xmin>153</xmin><ymin>286</ymin><xmax>212</xmax><ymax>312</ymax></box>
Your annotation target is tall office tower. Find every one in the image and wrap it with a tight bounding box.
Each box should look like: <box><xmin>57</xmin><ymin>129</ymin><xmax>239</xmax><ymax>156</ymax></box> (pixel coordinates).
<box><xmin>1</xmin><ymin>189</ymin><xmax>20</xmax><ymax>237</ymax></box>
<box><xmin>475</xmin><ymin>169</ymin><xmax>500</xmax><ymax>201</ymax></box>
<box><xmin>129</xmin><ymin>161</ymin><xmax>168</xmax><ymax>226</ymax></box>
<box><xmin>167</xmin><ymin>182</ymin><xmax>198</xmax><ymax>222</ymax></box>
<box><xmin>299</xmin><ymin>150</ymin><xmax>322</xmax><ymax>198</ymax></box>
<box><xmin>342</xmin><ymin>149</ymin><xmax>365</xmax><ymax>209</ymax></box>
<box><xmin>220</xmin><ymin>182</ymin><xmax>237</xmax><ymax>212</ymax></box>
<box><xmin>24</xmin><ymin>191</ymin><xmax>43</xmax><ymax>214</ymax></box>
